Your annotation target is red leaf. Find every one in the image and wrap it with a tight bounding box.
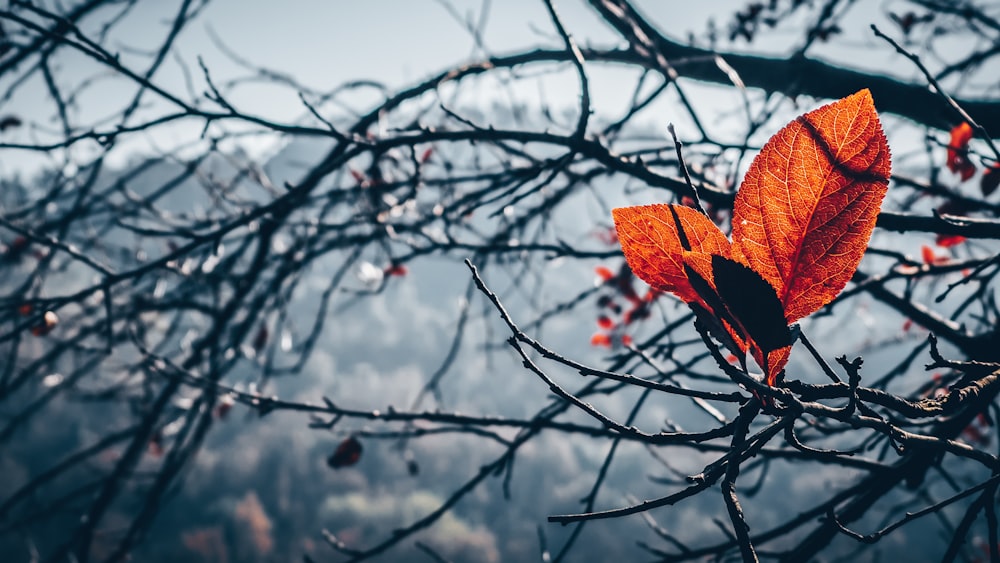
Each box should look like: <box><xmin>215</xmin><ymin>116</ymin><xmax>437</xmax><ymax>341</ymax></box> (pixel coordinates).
<box><xmin>612</xmin><ymin>90</ymin><xmax>890</xmax><ymax>385</ymax></box>
<box><xmin>596</xmin><ymin>315</ymin><xmax>614</xmax><ymax>329</ymax></box>
<box><xmin>921</xmin><ymin>245</ymin><xmax>949</xmax><ymax>265</ymax></box>
<box><xmin>731</xmin><ymin>89</ymin><xmax>891</xmax><ymax>323</ymax></box>
<box><xmin>594</xmin><ymin>265</ymin><xmax>615</xmax><ymax>282</ymax></box>
<box><xmin>328</xmin><ymin>437</ymin><xmax>363</xmax><ymax>469</ymax></box>
<box><xmin>935</xmin><ymin>233</ymin><xmax>966</xmax><ymax>248</ymax></box>
<box><xmin>590</xmin><ymin>333</ymin><xmax>612</xmax><ymax>347</ymax></box>
<box><xmin>613</xmin><ymin>90</ymin><xmax>891</xmax><ymax>387</ymax></box>
<box><xmin>921</xmin><ymin>245</ymin><xmax>936</xmax><ymax>264</ymax></box>
<box><xmin>982</xmin><ymin>163</ymin><xmax>1000</xmax><ymax>197</ymax></box>
<box><xmin>612</xmin><ymin>204</ymin><xmax>731</xmax><ymax>305</ymax></box>
<box><xmin>420</xmin><ymin>147</ymin><xmax>434</xmax><ymax>163</ymax></box>
<box><xmin>948</xmin><ymin>123</ymin><xmax>973</xmax><ymax>152</ymax></box>
<box><xmin>956</xmin><ymin>158</ymin><xmax>977</xmax><ymax>181</ymax></box>
<box><xmin>384</xmin><ymin>264</ymin><xmax>408</xmax><ymax>277</ymax></box>
<box><xmin>946</xmin><ymin>122</ymin><xmax>974</xmax><ymax>176</ymax></box>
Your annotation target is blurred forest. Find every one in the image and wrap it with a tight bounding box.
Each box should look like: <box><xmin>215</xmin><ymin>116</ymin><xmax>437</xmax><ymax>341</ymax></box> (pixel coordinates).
<box><xmin>1</xmin><ymin>1</ymin><xmax>999</xmax><ymax>562</ymax></box>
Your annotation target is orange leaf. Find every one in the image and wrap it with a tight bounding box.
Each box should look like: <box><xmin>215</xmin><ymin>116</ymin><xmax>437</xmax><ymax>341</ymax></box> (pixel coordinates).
<box><xmin>594</xmin><ymin>265</ymin><xmax>615</xmax><ymax>282</ymax></box>
<box><xmin>731</xmin><ymin>89</ymin><xmax>891</xmax><ymax>323</ymax></box>
<box><xmin>947</xmin><ymin>122</ymin><xmax>974</xmax><ymax>177</ymax></box>
<box><xmin>613</xmin><ymin>90</ymin><xmax>890</xmax><ymax>388</ymax></box>
<box><xmin>612</xmin><ymin>204</ymin><xmax>731</xmax><ymax>305</ymax></box>
<box><xmin>590</xmin><ymin>333</ymin><xmax>612</xmax><ymax>347</ymax></box>
<box><xmin>921</xmin><ymin>244</ymin><xmax>936</xmax><ymax>264</ymax></box>
<box><xmin>761</xmin><ymin>345</ymin><xmax>792</xmax><ymax>387</ymax></box>
<box><xmin>935</xmin><ymin>233</ymin><xmax>966</xmax><ymax>248</ymax></box>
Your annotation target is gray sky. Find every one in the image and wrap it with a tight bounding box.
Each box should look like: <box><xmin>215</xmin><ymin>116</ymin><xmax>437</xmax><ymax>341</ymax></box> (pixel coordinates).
<box><xmin>2</xmin><ymin>1</ymin><xmax>936</xmax><ymax>180</ymax></box>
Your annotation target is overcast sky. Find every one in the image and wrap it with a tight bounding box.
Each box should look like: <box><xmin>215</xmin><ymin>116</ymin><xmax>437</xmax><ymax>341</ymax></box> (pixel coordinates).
<box><xmin>4</xmin><ymin>0</ymin><xmax>924</xmax><ymax>178</ymax></box>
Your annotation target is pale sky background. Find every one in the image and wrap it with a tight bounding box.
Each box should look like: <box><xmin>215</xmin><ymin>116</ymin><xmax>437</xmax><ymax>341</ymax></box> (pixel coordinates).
<box><xmin>2</xmin><ymin>0</ymin><xmax>935</xmax><ymax>178</ymax></box>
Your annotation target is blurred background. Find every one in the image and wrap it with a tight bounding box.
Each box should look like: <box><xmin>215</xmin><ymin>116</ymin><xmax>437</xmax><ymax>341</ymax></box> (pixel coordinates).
<box><xmin>1</xmin><ymin>1</ymin><xmax>998</xmax><ymax>562</ymax></box>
